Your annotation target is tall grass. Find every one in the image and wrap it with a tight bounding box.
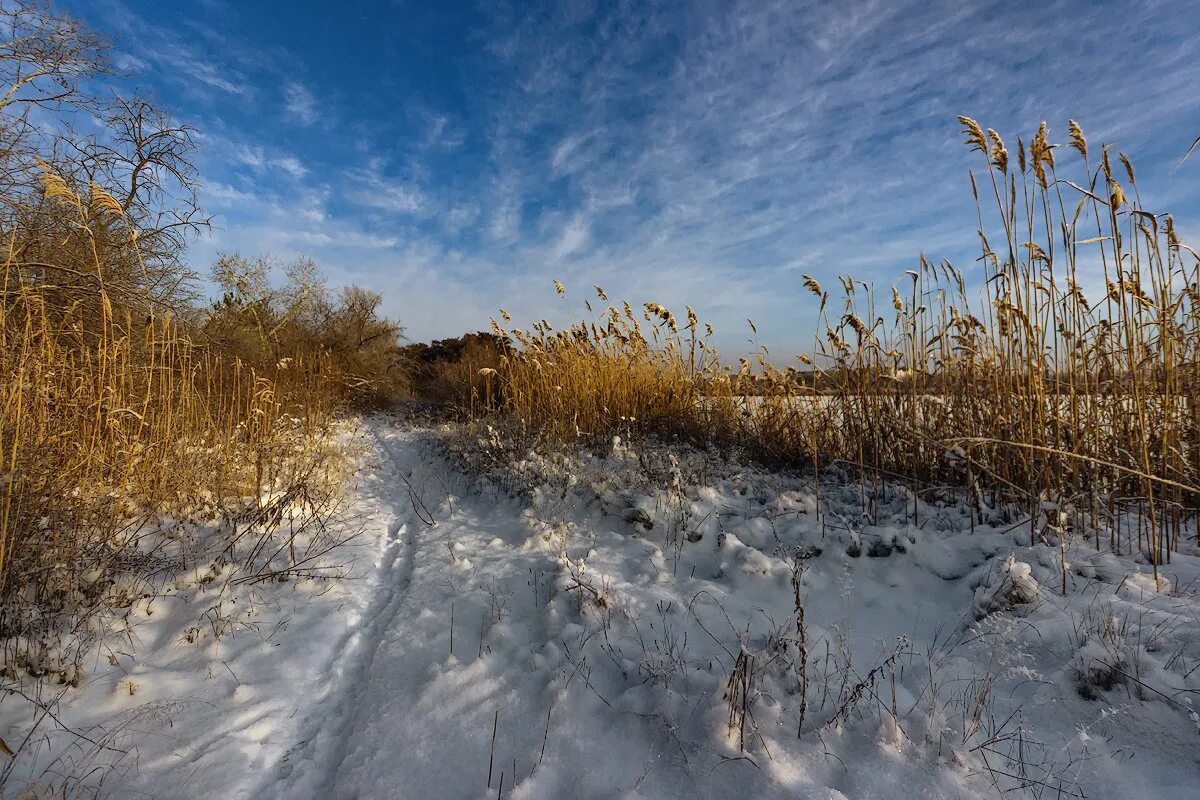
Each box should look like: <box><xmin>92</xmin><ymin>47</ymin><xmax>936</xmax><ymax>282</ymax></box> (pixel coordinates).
<box><xmin>795</xmin><ymin>118</ymin><xmax>1199</xmax><ymax>574</ymax></box>
<box><xmin>488</xmin><ymin>295</ymin><xmax>714</xmax><ymax>440</ymax></box>
<box><xmin>481</xmin><ymin>119</ymin><xmax>1199</xmax><ymax>571</ymax></box>
<box><xmin>0</xmin><ymin>166</ymin><xmax>338</xmax><ymax>658</ymax></box>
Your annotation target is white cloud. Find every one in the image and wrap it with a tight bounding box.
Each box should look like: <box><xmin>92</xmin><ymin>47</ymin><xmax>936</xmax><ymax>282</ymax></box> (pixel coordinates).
<box><xmin>551</xmin><ymin>213</ymin><xmax>590</xmax><ymax>259</ymax></box>
<box><xmin>221</xmin><ymin>140</ymin><xmax>308</xmax><ymax>180</ymax></box>
<box><xmin>445</xmin><ymin>204</ymin><xmax>480</xmax><ymax>232</ymax></box>
<box><xmin>231</xmin><ymin>143</ymin><xmax>264</xmax><ymax>168</ymax></box>
<box><xmin>110</xmin><ymin>0</ymin><xmax>1199</xmax><ymax>349</ymax></box>
<box><xmin>174</xmin><ymin>57</ymin><xmax>248</xmax><ymax>96</ymax></box>
<box><xmin>203</xmin><ymin>181</ymin><xmax>257</xmax><ymax>206</ymax></box>
<box><xmin>489</xmin><ymin>202</ymin><xmax>519</xmax><ymax>243</ymax></box>
<box><xmin>551</xmin><ymin>131</ymin><xmax>595</xmax><ymax>175</ymax></box>
<box><xmin>452</xmin><ymin>0</ymin><xmax>1200</xmax><ymax>351</ymax></box>
<box><xmin>112</xmin><ymin>51</ymin><xmax>148</xmax><ymax>74</ymax></box>
<box><xmin>345</xmin><ymin>168</ymin><xmax>428</xmax><ymax>215</ymax></box>
<box><xmin>271</xmin><ymin>156</ymin><xmax>308</xmax><ymax>180</ymax></box>
<box><xmin>283</xmin><ymin>81</ymin><xmax>318</xmax><ymax>125</ymax></box>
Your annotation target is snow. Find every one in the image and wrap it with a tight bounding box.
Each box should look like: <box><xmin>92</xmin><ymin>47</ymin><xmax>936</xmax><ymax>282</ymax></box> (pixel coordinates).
<box><xmin>0</xmin><ymin>421</ymin><xmax>397</xmax><ymax>798</ymax></box>
<box><xmin>3</xmin><ymin>416</ymin><xmax>1199</xmax><ymax>798</ymax></box>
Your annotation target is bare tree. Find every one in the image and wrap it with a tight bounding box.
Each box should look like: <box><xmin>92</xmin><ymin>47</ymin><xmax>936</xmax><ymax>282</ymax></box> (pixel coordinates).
<box><xmin>0</xmin><ymin>2</ymin><xmax>207</xmax><ymax>310</ymax></box>
<box><xmin>0</xmin><ymin>0</ymin><xmax>108</xmax><ymax>114</ymax></box>
<box><xmin>62</xmin><ymin>96</ymin><xmax>210</xmax><ymax>300</ymax></box>
<box><xmin>0</xmin><ymin>1</ymin><xmax>108</xmax><ymax>204</ymax></box>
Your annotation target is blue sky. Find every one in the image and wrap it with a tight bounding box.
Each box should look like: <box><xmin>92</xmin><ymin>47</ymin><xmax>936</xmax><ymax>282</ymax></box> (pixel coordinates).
<box><xmin>63</xmin><ymin>0</ymin><xmax>1200</xmax><ymax>354</ymax></box>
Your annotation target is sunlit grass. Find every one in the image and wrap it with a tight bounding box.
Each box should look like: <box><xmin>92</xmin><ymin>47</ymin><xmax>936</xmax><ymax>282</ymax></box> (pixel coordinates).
<box><xmin>479</xmin><ymin>119</ymin><xmax>1199</xmax><ymax>578</ymax></box>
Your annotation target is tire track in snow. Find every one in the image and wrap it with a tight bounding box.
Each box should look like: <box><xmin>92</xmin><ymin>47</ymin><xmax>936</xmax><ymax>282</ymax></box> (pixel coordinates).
<box><xmin>259</xmin><ymin>421</ymin><xmax>428</xmax><ymax>799</ymax></box>
<box><xmin>263</xmin><ymin>420</ymin><xmax>569</xmax><ymax>799</ymax></box>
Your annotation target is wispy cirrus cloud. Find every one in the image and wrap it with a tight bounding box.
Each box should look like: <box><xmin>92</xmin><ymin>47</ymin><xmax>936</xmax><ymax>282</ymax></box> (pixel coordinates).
<box><xmin>283</xmin><ymin>81</ymin><xmax>317</xmax><ymax>125</ymax></box>
<box><xmin>344</xmin><ymin>166</ymin><xmax>429</xmax><ymax>216</ymax></box>
<box><xmin>452</xmin><ymin>0</ymin><xmax>1200</xmax><ymax>353</ymax></box>
<box><xmin>65</xmin><ymin>0</ymin><xmax>1200</xmax><ymax>354</ymax></box>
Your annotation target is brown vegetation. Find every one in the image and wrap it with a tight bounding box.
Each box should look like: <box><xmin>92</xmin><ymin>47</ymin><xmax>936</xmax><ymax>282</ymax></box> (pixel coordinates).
<box><xmin>471</xmin><ymin>119</ymin><xmax>1199</xmax><ymax>577</ymax></box>
<box><xmin>401</xmin><ymin>331</ymin><xmax>506</xmax><ymax>413</ymax></box>
<box><xmin>0</xmin><ymin>2</ymin><xmax>403</xmax><ymax>667</ymax></box>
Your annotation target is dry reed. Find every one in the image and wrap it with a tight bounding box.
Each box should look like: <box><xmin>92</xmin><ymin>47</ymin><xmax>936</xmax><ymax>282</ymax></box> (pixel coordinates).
<box><xmin>0</xmin><ymin>164</ymin><xmax>338</xmax><ymax>661</ymax></box>
<box><xmin>480</xmin><ymin>119</ymin><xmax>1199</xmax><ymax>573</ymax></box>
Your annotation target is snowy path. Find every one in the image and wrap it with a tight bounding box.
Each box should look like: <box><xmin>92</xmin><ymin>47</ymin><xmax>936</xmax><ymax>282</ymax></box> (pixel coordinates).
<box><xmin>251</xmin><ymin>420</ymin><xmax>988</xmax><ymax>799</ymax></box>
<box><xmin>257</xmin><ymin>420</ymin><xmax>813</xmax><ymax>800</ymax></box>
<box><xmin>264</xmin><ymin>425</ymin><xmax>427</xmax><ymax>796</ymax></box>
<box><xmin>261</xmin><ymin>422</ymin><xmax>569</xmax><ymax>799</ymax></box>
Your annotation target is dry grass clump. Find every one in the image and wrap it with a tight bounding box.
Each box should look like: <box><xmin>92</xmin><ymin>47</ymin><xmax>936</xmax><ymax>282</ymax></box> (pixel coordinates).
<box><xmin>480</xmin><ymin>119</ymin><xmax>1199</xmax><ymax>570</ymax></box>
<box><xmin>786</xmin><ymin>118</ymin><xmax>1199</xmax><ymax>573</ymax></box>
<box><xmin>205</xmin><ymin>253</ymin><xmax>409</xmax><ymax>411</ymax></box>
<box><xmin>0</xmin><ymin>2</ymin><xmax>406</xmax><ymax>676</ymax></box>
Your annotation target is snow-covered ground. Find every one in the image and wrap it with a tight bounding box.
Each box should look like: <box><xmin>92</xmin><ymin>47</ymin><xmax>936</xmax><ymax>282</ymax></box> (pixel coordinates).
<box><xmin>3</xmin><ymin>416</ymin><xmax>1199</xmax><ymax>798</ymax></box>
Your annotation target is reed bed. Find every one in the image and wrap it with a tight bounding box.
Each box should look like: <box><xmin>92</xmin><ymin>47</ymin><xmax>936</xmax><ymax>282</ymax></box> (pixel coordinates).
<box><xmin>486</xmin><ymin>294</ymin><xmax>709</xmax><ymax>440</ymax></box>
<box><xmin>481</xmin><ymin>120</ymin><xmax>1200</xmax><ymax>572</ymax></box>
<box><xmin>0</xmin><ymin>167</ymin><xmax>339</xmax><ymax>661</ymax></box>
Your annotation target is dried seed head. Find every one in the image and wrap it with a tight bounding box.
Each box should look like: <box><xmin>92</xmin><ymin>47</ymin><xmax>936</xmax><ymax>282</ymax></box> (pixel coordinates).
<box><xmin>89</xmin><ymin>183</ymin><xmax>125</xmax><ymax>217</ymax></box>
<box><xmin>1122</xmin><ymin>279</ymin><xmax>1152</xmax><ymax>306</ymax></box>
<box><xmin>1037</xmin><ymin>122</ymin><xmax>1055</xmax><ymax>170</ymax></box>
<box><xmin>845</xmin><ymin>313</ymin><xmax>868</xmax><ymax>342</ymax></box>
<box><xmin>1032</xmin><ymin>160</ymin><xmax>1047</xmax><ymax>189</ymax></box>
<box><xmin>1119</xmin><ymin>152</ymin><xmax>1136</xmax><ymax>185</ymax></box>
<box><xmin>957</xmin><ymin>115</ymin><xmax>988</xmax><ymax>154</ymax></box>
<box><xmin>1067</xmin><ymin>279</ymin><xmax>1089</xmax><ymax>307</ymax></box>
<box><xmin>37</xmin><ymin>160</ymin><xmax>78</xmax><ymax>205</ymax></box>
<box><xmin>986</xmin><ymin>129</ymin><xmax>1008</xmax><ymax>173</ymax></box>
<box><xmin>1030</xmin><ymin>122</ymin><xmax>1054</xmax><ymax>189</ymax></box>
<box><xmin>1067</xmin><ymin>120</ymin><xmax>1087</xmax><ymax>160</ymax></box>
